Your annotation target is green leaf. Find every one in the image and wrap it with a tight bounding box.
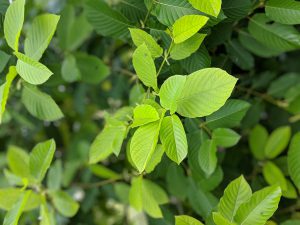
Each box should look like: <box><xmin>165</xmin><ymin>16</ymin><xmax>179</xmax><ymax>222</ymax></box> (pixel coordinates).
<box><xmin>266</xmin><ymin>0</ymin><xmax>300</xmax><ymax>25</ymax></box>
<box><xmin>29</xmin><ymin>139</ymin><xmax>56</xmax><ymax>183</ymax></box>
<box><xmin>132</xmin><ymin>43</ymin><xmax>158</xmax><ymax>91</ymax></box>
<box><xmin>263</xmin><ymin>161</ymin><xmax>287</xmax><ymax>192</ymax></box>
<box><xmin>282</xmin><ymin>179</ymin><xmax>297</xmax><ymax>199</ymax></box>
<box><xmin>131</xmin><ymin>104</ymin><xmax>160</xmax><ymax>128</ymax></box>
<box><xmin>234</xmin><ymin>186</ymin><xmax>282</xmax><ymax>225</ymax></box>
<box><xmin>176</xmin><ymin>68</ymin><xmax>237</xmax><ymax>118</ymax></box>
<box><xmin>40</xmin><ymin>202</ymin><xmax>54</xmax><ymax>225</ymax></box>
<box><xmin>188</xmin><ymin>0</ymin><xmax>221</xmax><ymax>17</ymax></box>
<box><xmin>172</xmin><ymin>15</ymin><xmax>208</xmax><ymax>44</ymax></box>
<box><xmin>145</xmin><ymin>144</ymin><xmax>164</xmax><ymax>173</ymax></box>
<box><xmin>129</xmin><ymin>28</ymin><xmax>163</xmax><ymax>58</ymax></box>
<box><xmin>75</xmin><ymin>53</ymin><xmax>110</xmax><ymax>84</ymax></box>
<box><xmin>4</xmin><ymin>0</ymin><xmax>25</xmax><ymax>51</ymax></box>
<box><xmin>61</xmin><ymin>54</ymin><xmax>81</xmax><ymax>83</ymax></box>
<box><xmin>222</xmin><ymin>0</ymin><xmax>252</xmax><ymax>21</ymax></box>
<box><xmin>14</xmin><ymin>52</ymin><xmax>53</xmax><ymax>85</ymax></box>
<box><xmin>218</xmin><ymin>176</ymin><xmax>252</xmax><ymax>222</ymax></box>
<box><xmin>160</xmin><ymin>114</ymin><xmax>188</xmax><ymax>164</ymax></box>
<box><xmin>159</xmin><ymin>75</ymin><xmax>186</xmax><ymax>114</ymax></box>
<box><xmin>212</xmin><ymin>128</ymin><xmax>240</xmax><ymax>148</ymax></box>
<box><xmin>89</xmin><ymin>164</ymin><xmax>121</xmax><ymax>179</ymax></box>
<box><xmin>170</xmin><ymin>33</ymin><xmax>207</xmax><ymax>60</ymax></box>
<box><xmin>175</xmin><ymin>215</ymin><xmax>204</xmax><ymax>225</ymax></box>
<box><xmin>85</xmin><ymin>0</ymin><xmax>131</xmax><ymax>39</ymax></box>
<box><xmin>89</xmin><ymin>120</ymin><xmax>127</xmax><ymax>164</ymax></box>
<box><xmin>282</xmin><ymin>220</ymin><xmax>300</xmax><ymax>225</ymax></box>
<box><xmin>3</xmin><ymin>191</ymin><xmax>30</xmax><ymax>225</ymax></box>
<box><xmin>24</xmin><ymin>14</ymin><xmax>60</xmax><ymax>61</ymax></box>
<box><xmin>47</xmin><ymin>160</ymin><xmax>62</xmax><ymax>191</ymax></box>
<box><xmin>264</xmin><ymin>126</ymin><xmax>291</xmax><ymax>159</ymax></box>
<box><xmin>0</xmin><ymin>66</ymin><xmax>18</xmax><ymax>123</ymax></box>
<box><xmin>50</xmin><ymin>191</ymin><xmax>79</xmax><ymax>217</ymax></box>
<box><xmin>248</xmin><ymin>14</ymin><xmax>300</xmax><ymax>52</ymax></box>
<box><xmin>166</xmin><ymin>164</ymin><xmax>188</xmax><ymax>200</ymax></box>
<box><xmin>199</xmin><ymin>139</ymin><xmax>217</xmax><ymax>176</ymax></box>
<box><xmin>130</xmin><ymin>113</ymin><xmax>164</xmax><ymax>173</ymax></box>
<box><xmin>7</xmin><ymin>145</ymin><xmax>30</xmax><ymax>178</ymax></box>
<box><xmin>21</xmin><ymin>83</ymin><xmax>63</xmax><ymax>121</ymax></box>
<box><xmin>288</xmin><ymin>132</ymin><xmax>300</xmax><ymax>188</ymax></box>
<box><xmin>0</xmin><ymin>50</ymin><xmax>11</xmax><ymax>73</ymax></box>
<box><xmin>213</xmin><ymin>212</ymin><xmax>237</xmax><ymax>225</ymax></box>
<box><xmin>129</xmin><ymin>176</ymin><xmax>168</xmax><ymax>218</ymax></box>
<box><xmin>249</xmin><ymin>124</ymin><xmax>269</xmax><ymax>160</ymax></box>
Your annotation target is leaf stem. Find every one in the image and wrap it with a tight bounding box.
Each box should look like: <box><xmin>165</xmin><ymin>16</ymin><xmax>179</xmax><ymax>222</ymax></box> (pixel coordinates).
<box><xmin>157</xmin><ymin>41</ymin><xmax>173</xmax><ymax>77</ymax></box>
<box><xmin>142</xmin><ymin>0</ymin><xmax>155</xmax><ymax>28</ymax></box>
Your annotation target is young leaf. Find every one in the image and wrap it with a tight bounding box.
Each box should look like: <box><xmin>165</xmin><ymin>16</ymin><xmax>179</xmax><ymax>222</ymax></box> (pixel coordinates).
<box><xmin>159</xmin><ymin>75</ymin><xmax>186</xmax><ymax>114</ymax></box>
<box><xmin>288</xmin><ymin>132</ymin><xmax>300</xmax><ymax>188</ymax></box>
<box><xmin>130</xmin><ymin>116</ymin><xmax>163</xmax><ymax>173</ymax></box>
<box><xmin>212</xmin><ymin>128</ymin><xmax>241</xmax><ymax>148</ymax></box>
<box><xmin>198</xmin><ymin>139</ymin><xmax>217</xmax><ymax>176</ymax></box>
<box><xmin>172</xmin><ymin>15</ymin><xmax>208</xmax><ymax>44</ymax></box>
<box><xmin>145</xmin><ymin>144</ymin><xmax>164</xmax><ymax>173</ymax></box>
<box><xmin>213</xmin><ymin>212</ymin><xmax>236</xmax><ymax>225</ymax></box>
<box><xmin>249</xmin><ymin>124</ymin><xmax>268</xmax><ymax>160</ymax></box>
<box><xmin>176</xmin><ymin>68</ymin><xmax>238</xmax><ymax>118</ymax></box>
<box><xmin>0</xmin><ymin>66</ymin><xmax>18</xmax><ymax>123</ymax></box>
<box><xmin>40</xmin><ymin>202</ymin><xmax>54</xmax><ymax>225</ymax></box>
<box><xmin>129</xmin><ymin>28</ymin><xmax>163</xmax><ymax>58</ymax></box>
<box><xmin>160</xmin><ymin>114</ymin><xmax>188</xmax><ymax>164</ymax></box>
<box><xmin>170</xmin><ymin>33</ymin><xmax>207</xmax><ymax>60</ymax></box>
<box><xmin>29</xmin><ymin>139</ymin><xmax>56</xmax><ymax>183</ymax></box>
<box><xmin>50</xmin><ymin>191</ymin><xmax>79</xmax><ymax>217</ymax></box>
<box><xmin>218</xmin><ymin>176</ymin><xmax>252</xmax><ymax>222</ymax></box>
<box><xmin>262</xmin><ymin>161</ymin><xmax>287</xmax><ymax>191</ymax></box>
<box><xmin>24</xmin><ymin>14</ymin><xmax>60</xmax><ymax>61</ymax></box>
<box><xmin>132</xmin><ymin>43</ymin><xmax>158</xmax><ymax>91</ymax></box>
<box><xmin>265</xmin><ymin>0</ymin><xmax>300</xmax><ymax>25</ymax></box>
<box><xmin>4</xmin><ymin>0</ymin><xmax>25</xmax><ymax>51</ymax></box>
<box><xmin>7</xmin><ymin>145</ymin><xmax>30</xmax><ymax>179</ymax></box>
<box><xmin>89</xmin><ymin>121</ymin><xmax>127</xmax><ymax>164</ymax></box>
<box><xmin>14</xmin><ymin>52</ymin><xmax>53</xmax><ymax>85</ymax></box>
<box><xmin>264</xmin><ymin>126</ymin><xmax>291</xmax><ymax>159</ymax></box>
<box><xmin>21</xmin><ymin>83</ymin><xmax>64</xmax><ymax>121</ymax></box>
<box><xmin>234</xmin><ymin>186</ymin><xmax>282</xmax><ymax>225</ymax></box>
<box><xmin>175</xmin><ymin>215</ymin><xmax>204</xmax><ymax>225</ymax></box>
<box><xmin>131</xmin><ymin>104</ymin><xmax>160</xmax><ymax>128</ymax></box>
<box><xmin>3</xmin><ymin>191</ymin><xmax>31</xmax><ymax>225</ymax></box>
<box><xmin>188</xmin><ymin>0</ymin><xmax>222</xmax><ymax>17</ymax></box>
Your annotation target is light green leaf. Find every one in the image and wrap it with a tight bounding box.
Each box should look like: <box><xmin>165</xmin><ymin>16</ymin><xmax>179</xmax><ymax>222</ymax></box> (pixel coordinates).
<box><xmin>212</xmin><ymin>128</ymin><xmax>240</xmax><ymax>148</ymax></box>
<box><xmin>90</xmin><ymin>164</ymin><xmax>121</xmax><ymax>179</ymax></box>
<box><xmin>3</xmin><ymin>191</ymin><xmax>30</xmax><ymax>225</ymax></box>
<box><xmin>218</xmin><ymin>176</ymin><xmax>252</xmax><ymax>222</ymax></box>
<box><xmin>264</xmin><ymin>126</ymin><xmax>291</xmax><ymax>159</ymax></box>
<box><xmin>89</xmin><ymin>120</ymin><xmax>127</xmax><ymax>164</ymax></box>
<box><xmin>85</xmin><ymin>0</ymin><xmax>131</xmax><ymax>39</ymax></box>
<box><xmin>263</xmin><ymin>161</ymin><xmax>287</xmax><ymax>191</ymax></box>
<box><xmin>173</xmin><ymin>15</ymin><xmax>208</xmax><ymax>44</ymax></box>
<box><xmin>131</xmin><ymin>104</ymin><xmax>160</xmax><ymax>128</ymax></box>
<box><xmin>40</xmin><ymin>202</ymin><xmax>54</xmax><ymax>225</ymax></box>
<box><xmin>130</xmin><ymin>113</ymin><xmax>164</xmax><ymax>173</ymax></box>
<box><xmin>175</xmin><ymin>215</ymin><xmax>204</xmax><ymax>225</ymax></box>
<box><xmin>177</xmin><ymin>68</ymin><xmax>237</xmax><ymax>118</ymax></box>
<box><xmin>24</xmin><ymin>14</ymin><xmax>60</xmax><ymax>61</ymax></box>
<box><xmin>61</xmin><ymin>54</ymin><xmax>81</xmax><ymax>82</ymax></box>
<box><xmin>21</xmin><ymin>83</ymin><xmax>63</xmax><ymax>121</ymax></box>
<box><xmin>188</xmin><ymin>0</ymin><xmax>221</xmax><ymax>17</ymax></box>
<box><xmin>213</xmin><ymin>212</ymin><xmax>237</xmax><ymax>225</ymax></box>
<box><xmin>7</xmin><ymin>145</ymin><xmax>30</xmax><ymax>178</ymax></box>
<box><xmin>160</xmin><ymin>115</ymin><xmax>188</xmax><ymax>164</ymax></box>
<box><xmin>170</xmin><ymin>33</ymin><xmax>206</xmax><ymax>60</ymax></box>
<box><xmin>249</xmin><ymin>124</ymin><xmax>268</xmax><ymax>160</ymax></box>
<box><xmin>29</xmin><ymin>139</ymin><xmax>56</xmax><ymax>183</ymax></box>
<box><xmin>266</xmin><ymin>0</ymin><xmax>300</xmax><ymax>25</ymax></box>
<box><xmin>145</xmin><ymin>144</ymin><xmax>164</xmax><ymax>173</ymax></box>
<box><xmin>234</xmin><ymin>186</ymin><xmax>282</xmax><ymax>225</ymax></box>
<box><xmin>199</xmin><ymin>139</ymin><xmax>217</xmax><ymax>176</ymax></box>
<box><xmin>0</xmin><ymin>66</ymin><xmax>18</xmax><ymax>123</ymax></box>
<box><xmin>50</xmin><ymin>191</ymin><xmax>79</xmax><ymax>217</ymax></box>
<box><xmin>248</xmin><ymin>14</ymin><xmax>300</xmax><ymax>52</ymax></box>
<box><xmin>4</xmin><ymin>0</ymin><xmax>25</xmax><ymax>51</ymax></box>
<box><xmin>14</xmin><ymin>52</ymin><xmax>53</xmax><ymax>85</ymax></box>
<box><xmin>159</xmin><ymin>75</ymin><xmax>186</xmax><ymax>114</ymax></box>
<box><xmin>129</xmin><ymin>28</ymin><xmax>163</xmax><ymax>58</ymax></box>
<box><xmin>47</xmin><ymin>160</ymin><xmax>62</xmax><ymax>191</ymax></box>
<box><xmin>132</xmin><ymin>43</ymin><xmax>157</xmax><ymax>91</ymax></box>
<box><xmin>282</xmin><ymin>179</ymin><xmax>297</xmax><ymax>199</ymax></box>
<box><xmin>288</xmin><ymin>132</ymin><xmax>300</xmax><ymax>189</ymax></box>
